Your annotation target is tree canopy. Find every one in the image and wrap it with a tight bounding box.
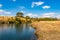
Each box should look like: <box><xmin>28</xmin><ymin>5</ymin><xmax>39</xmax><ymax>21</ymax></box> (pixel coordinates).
<box><xmin>16</xmin><ymin>12</ymin><xmax>24</xmax><ymax>17</ymax></box>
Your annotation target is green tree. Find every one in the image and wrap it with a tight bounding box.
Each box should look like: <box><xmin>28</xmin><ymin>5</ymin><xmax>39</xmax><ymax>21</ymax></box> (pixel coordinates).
<box><xmin>15</xmin><ymin>17</ymin><xmax>22</xmax><ymax>24</ymax></box>
<box><xmin>25</xmin><ymin>16</ymin><xmax>31</xmax><ymax>23</ymax></box>
<box><xmin>16</xmin><ymin>12</ymin><xmax>24</xmax><ymax>17</ymax></box>
<box><xmin>8</xmin><ymin>17</ymin><xmax>15</xmax><ymax>24</ymax></box>
<box><xmin>26</xmin><ymin>16</ymin><xmax>30</xmax><ymax>19</ymax></box>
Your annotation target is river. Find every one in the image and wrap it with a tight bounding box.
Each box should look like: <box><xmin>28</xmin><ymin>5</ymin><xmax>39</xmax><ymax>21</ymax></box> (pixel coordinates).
<box><xmin>0</xmin><ymin>24</ymin><xmax>37</xmax><ymax>40</ymax></box>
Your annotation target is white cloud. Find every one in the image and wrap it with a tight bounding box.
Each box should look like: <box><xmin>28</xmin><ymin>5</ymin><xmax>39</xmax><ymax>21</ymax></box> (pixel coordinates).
<box><xmin>5</xmin><ymin>12</ymin><xmax>11</xmax><ymax>14</ymax></box>
<box><xmin>0</xmin><ymin>10</ymin><xmax>11</xmax><ymax>15</ymax></box>
<box><xmin>12</xmin><ymin>0</ymin><xmax>16</xmax><ymax>2</ymax></box>
<box><xmin>27</xmin><ymin>13</ymin><xmax>32</xmax><ymax>16</ymax></box>
<box><xmin>19</xmin><ymin>6</ymin><xmax>25</xmax><ymax>9</ymax></box>
<box><xmin>56</xmin><ymin>15</ymin><xmax>60</xmax><ymax>19</ymax></box>
<box><xmin>41</xmin><ymin>12</ymin><xmax>56</xmax><ymax>18</ymax></box>
<box><xmin>0</xmin><ymin>4</ymin><xmax>3</xmax><ymax>8</ymax></box>
<box><xmin>25</xmin><ymin>12</ymin><xmax>60</xmax><ymax>18</ymax></box>
<box><xmin>26</xmin><ymin>13</ymin><xmax>38</xmax><ymax>17</ymax></box>
<box><xmin>31</xmin><ymin>1</ymin><xmax>44</xmax><ymax>8</ymax></box>
<box><xmin>20</xmin><ymin>11</ymin><xmax>25</xmax><ymax>13</ymax></box>
<box><xmin>42</xmin><ymin>6</ymin><xmax>51</xmax><ymax>9</ymax></box>
<box><xmin>33</xmin><ymin>14</ymin><xmax>38</xmax><ymax>17</ymax></box>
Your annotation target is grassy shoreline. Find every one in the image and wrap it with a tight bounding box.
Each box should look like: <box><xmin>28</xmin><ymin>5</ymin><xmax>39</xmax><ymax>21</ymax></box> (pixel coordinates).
<box><xmin>31</xmin><ymin>21</ymin><xmax>60</xmax><ymax>40</ymax></box>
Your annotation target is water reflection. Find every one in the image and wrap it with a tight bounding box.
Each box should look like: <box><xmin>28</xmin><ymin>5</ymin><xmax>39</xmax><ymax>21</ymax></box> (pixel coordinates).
<box><xmin>15</xmin><ymin>24</ymin><xmax>23</xmax><ymax>33</ymax></box>
<box><xmin>0</xmin><ymin>24</ymin><xmax>37</xmax><ymax>40</ymax></box>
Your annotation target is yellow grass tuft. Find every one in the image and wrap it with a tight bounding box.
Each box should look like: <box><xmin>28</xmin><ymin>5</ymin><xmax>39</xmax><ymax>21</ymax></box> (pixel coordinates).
<box><xmin>32</xmin><ymin>21</ymin><xmax>60</xmax><ymax>40</ymax></box>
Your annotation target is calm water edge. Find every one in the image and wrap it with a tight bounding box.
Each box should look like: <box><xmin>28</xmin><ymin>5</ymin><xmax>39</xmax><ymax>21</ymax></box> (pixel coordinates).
<box><xmin>0</xmin><ymin>24</ymin><xmax>37</xmax><ymax>40</ymax></box>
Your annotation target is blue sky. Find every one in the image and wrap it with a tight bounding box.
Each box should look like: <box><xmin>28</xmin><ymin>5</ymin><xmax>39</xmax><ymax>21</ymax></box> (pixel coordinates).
<box><xmin>0</xmin><ymin>0</ymin><xmax>60</xmax><ymax>18</ymax></box>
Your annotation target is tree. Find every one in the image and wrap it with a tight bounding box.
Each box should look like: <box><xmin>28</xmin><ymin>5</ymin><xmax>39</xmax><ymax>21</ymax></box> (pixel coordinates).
<box><xmin>15</xmin><ymin>17</ymin><xmax>22</xmax><ymax>24</ymax></box>
<box><xmin>8</xmin><ymin>17</ymin><xmax>15</xmax><ymax>24</ymax></box>
<box><xmin>16</xmin><ymin>12</ymin><xmax>24</xmax><ymax>17</ymax></box>
<box><xmin>26</xmin><ymin>16</ymin><xmax>30</xmax><ymax>19</ymax></box>
<box><xmin>25</xmin><ymin>16</ymin><xmax>31</xmax><ymax>23</ymax></box>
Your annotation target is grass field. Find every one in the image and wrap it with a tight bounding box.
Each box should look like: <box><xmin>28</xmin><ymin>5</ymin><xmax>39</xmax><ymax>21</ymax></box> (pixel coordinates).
<box><xmin>31</xmin><ymin>21</ymin><xmax>60</xmax><ymax>40</ymax></box>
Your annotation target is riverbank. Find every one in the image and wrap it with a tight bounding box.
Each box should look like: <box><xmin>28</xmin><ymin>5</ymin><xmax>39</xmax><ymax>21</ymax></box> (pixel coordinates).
<box><xmin>31</xmin><ymin>21</ymin><xmax>60</xmax><ymax>40</ymax></box>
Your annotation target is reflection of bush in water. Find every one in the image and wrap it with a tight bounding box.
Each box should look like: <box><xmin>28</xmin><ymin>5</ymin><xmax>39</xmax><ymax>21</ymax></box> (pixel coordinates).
<box><xmin>15</xmin><ymin>24</ymin><xmax>23</xmax><ymax>32</ymax></box>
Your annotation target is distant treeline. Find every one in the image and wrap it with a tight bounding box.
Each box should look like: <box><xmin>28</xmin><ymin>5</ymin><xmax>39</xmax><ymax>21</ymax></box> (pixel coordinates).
<box><xmin>32</xmin><ymin>18</ymin><xmax>58</xmax><ymax>21</ymax></box>
<box><xmin>0</xmin><ymin>12</ymin><xmax>59</xmax><ymax>24</ymax></box>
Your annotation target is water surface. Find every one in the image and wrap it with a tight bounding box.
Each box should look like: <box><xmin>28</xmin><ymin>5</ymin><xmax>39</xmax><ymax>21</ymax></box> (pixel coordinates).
<box><xmin>0</xmin><ymin>24</ymin><xmax>37</xmax><ymax>40</ymax></box>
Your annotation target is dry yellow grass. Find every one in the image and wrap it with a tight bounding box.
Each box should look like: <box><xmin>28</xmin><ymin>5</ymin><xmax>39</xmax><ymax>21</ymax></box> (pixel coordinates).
<box><xmin>31</xmin><ymin>21</ymin><xmax>60</xmax><ymax>40</ymax></box>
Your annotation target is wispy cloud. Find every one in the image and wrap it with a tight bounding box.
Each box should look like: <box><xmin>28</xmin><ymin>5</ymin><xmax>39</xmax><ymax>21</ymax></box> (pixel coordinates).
<box><xmin>20</xmin><ymin>10</ymin><xmax>25</xmax><ymax>13</ymax></box>
<box><xmin>42</xmin><ymin>6</ymin><xmax>51</xmax><ymax>9</ymax></box>
<box><xmin>41</xmin><ymin>12</ymin><xmax>56</xmax><ymax>18</ymax></box>
<box><xmin>0</xmin><ymin>10</ymin><xmax>11</xmax><ymax>15</ymax></box>
<box><xmin>56</xmin><ymin>15</ymin><xmax>60</xmax><ymax>19</ymax></box>
<box><xmin>26</xmin><ymin>13</ymin><xmax>38</xmax><ymax>17</ymax></box>
<box><xmin>27</xmin><ymin>13</ymin><xmax>32</xmax><ymax>16</ymax></box>
<box><xmin>0</xmin><ymin>4</ymin><xmax>3</xmax><ymax>8</ymax></box>
<box><xmin>12</xmin><ymin>0</ymin><xmax>16</xmax><ymax>2</ymax></box>
<box><xmin>26</xmin><ymin>12</ymin><xmax>60</xmax><ymax>18</ymax></box>
<box><xmin>31</xmin><ymin>1</ymin><xmax>44</xmax><ymax>8</ymax></box>
<box><xmin>19</xmin><ymin>6</ymin><xmax>25</xmax><ymax>9</ymax></box>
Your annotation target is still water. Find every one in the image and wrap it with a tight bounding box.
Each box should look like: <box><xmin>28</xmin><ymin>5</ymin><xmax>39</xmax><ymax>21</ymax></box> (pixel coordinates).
<box><xmin>0</xmin><ymin>24</ymin><xmax>37</xmax><ymax>40</ymax></box>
